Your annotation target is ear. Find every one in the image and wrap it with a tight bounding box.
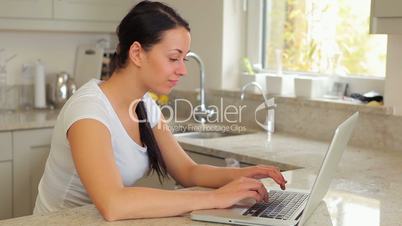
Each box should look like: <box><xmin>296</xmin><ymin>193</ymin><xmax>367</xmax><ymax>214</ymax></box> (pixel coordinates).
<box><xmin>128</xmin><ymin>41</ymin><xmax>143</xmax><ymax>67</ymax></box>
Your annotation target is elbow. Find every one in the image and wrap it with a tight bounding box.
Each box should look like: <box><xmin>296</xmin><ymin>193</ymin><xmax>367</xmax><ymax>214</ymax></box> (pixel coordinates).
<box><xmin>101</xmin><ymin>209</ymin><xmax>119</xmax><ymax>222</ymax></box>
<box><xmin>96</xmin><ymin>198</ymin><xmax>122</xmax><ymax>221</ymax></box>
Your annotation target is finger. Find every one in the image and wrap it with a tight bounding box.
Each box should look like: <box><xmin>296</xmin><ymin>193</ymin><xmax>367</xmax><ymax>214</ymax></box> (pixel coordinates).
<box><xmin>239</xmin><ymin>177</ymin><xmax>264</xmax><ymax>191</ymax></box>
<box><xmin>239</xmin><ymin>178</ymin><xmax>268</xmax><ymax>202</ymax></box>
<box><xmin>255</xmin><ymin>183</ymin><xmax>268</xmax><ymax>202</ymax></box>
<box><xmin>271</xmin><ymin>171</ymin><xmax>286</xmax><ymax>187</ymax></box>
<box><xmin>243</xmin><ymin>190</ymin><xmax>262</xmax><ymax>203</ymax></box>
<box><xmin>250</xmin><ymin>173</ymin><xmax>286</xmax><ymax>190</ymax></box>
<box><xmin>262</xmin><ymin>167</ymin><xmax>287</xmax><ymax>189</ymax></box>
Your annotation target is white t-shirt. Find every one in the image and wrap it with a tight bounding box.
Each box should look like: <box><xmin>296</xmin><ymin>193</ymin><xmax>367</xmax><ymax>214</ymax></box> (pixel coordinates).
<box><xmin>34</xmin><ymin>79</ymin><xmax>161</xmax><ymax>214</ymax></box>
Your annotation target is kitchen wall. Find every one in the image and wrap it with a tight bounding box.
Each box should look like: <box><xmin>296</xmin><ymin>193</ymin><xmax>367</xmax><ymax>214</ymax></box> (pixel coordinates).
<box><xmin>169</xmin><ymin>89</ymin><xmax>402</xmax><ymax>153</ymax></box>
<box><xmin>0</xmin><ymin>0</ymin><xmax>244</xmax><ymax>91</ymax></box>
<box><xmin>0</xmin><ymin>31</ymin><xmax>111</xmax><ymax>85</ymax></box>
<box><xmin>222</xmin><ymin>0</ymin><xmax>246</xmax><ymax>90</ymax></box>
<box><xmin>164</xmin><ymin>0</ymin><xmax>245</xmax><ymax>91</ymax></box>
<box><xmin>384</xmin><ymin>35</ymin><xmax>402</xmax><ymax>115</ymax></box>
<box><xmin>1</xmin><ymin>0</ymin><xmax>401</xmax><ymax>115</ymax></box>
<box><xmin>163</xmin><ymin>0</ymin><xmax>223</xmax><ymax>91</ymax></box>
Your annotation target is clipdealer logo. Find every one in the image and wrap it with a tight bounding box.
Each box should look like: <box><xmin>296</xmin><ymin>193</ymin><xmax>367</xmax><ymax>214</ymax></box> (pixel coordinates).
<box><xmin>255</xmin><ymin>102</ymin><xmax>270</xmax><ymax>131</ymax></box>
<box><xmin>127</xmin><ymin>97</ymin><xmax>270</xmax><ymax>132</ymax></box>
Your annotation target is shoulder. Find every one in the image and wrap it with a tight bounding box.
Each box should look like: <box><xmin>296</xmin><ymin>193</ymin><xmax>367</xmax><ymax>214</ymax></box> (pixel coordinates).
<box><xmin>60</xmin><ymin>79</ymin><xmax>111</xmax><ymax>132</ymax></box>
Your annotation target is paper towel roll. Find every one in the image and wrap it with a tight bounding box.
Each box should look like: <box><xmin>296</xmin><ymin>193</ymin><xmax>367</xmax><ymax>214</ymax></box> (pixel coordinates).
<box><xmin>34</xmin><ymin>60</ymin><xmax>47</xmax><ymax>109</ymax></box>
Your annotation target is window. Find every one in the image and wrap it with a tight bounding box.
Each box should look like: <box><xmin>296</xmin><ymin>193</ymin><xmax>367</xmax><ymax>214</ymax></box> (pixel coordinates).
<box><xmin>252</xmin><ymin>0</ymin><xmax>387</xmax><ymax>77</ymax></box>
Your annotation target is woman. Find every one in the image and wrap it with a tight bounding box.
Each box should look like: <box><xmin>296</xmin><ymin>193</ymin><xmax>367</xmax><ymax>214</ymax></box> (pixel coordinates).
<box><xmin>34</xmin><ymin>0</ymin><xmax>286</xmax><ymax>221</ymax></box>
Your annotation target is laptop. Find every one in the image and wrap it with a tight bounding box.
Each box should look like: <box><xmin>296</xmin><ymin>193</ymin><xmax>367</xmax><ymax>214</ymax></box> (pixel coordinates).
<box><xmin>191</xmin><ymin>112</ymin><xmax>359</xmax><ymax>226</ymax></box>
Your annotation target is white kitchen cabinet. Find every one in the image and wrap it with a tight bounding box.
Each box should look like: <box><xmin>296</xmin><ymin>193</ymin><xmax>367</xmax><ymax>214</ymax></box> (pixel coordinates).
<box><xmin>0</xmin><ymin>132</ymin><xmax>12</xmax><ymax>162</ymax></box>
<box><xmin>54</xmin><ymin>0</ymin><xmax>138</xmax><ymax>22</ymax></box>
<box><xmin>0</xmin><ymin>0</ymin><xmax>52</xmax><ymax>19</ymax></box>
<box><xmin>370</xmin><ymin>0</ymin><xmax>402</xmax><ymax>34</ymax></box>
<box><xmin>0</xmin><ymin>0</ymin><xmax>138</xmax><ymax>32</ymax></box>
<box><xmin>372</xmin><ymin>0</ymin><xmax>402</xmax><ymax>17</ymax></box>
<box><xmin>13</xmin><ymin>128</ymin><xmax>53</xmax><ymax>217</ymax></box>
<box><xmin>0</xmin><ymin>162</ymin><xmax>12</xmax><ymax>220</ymax></box>
<box><xmin>0</xmin><ymin>132</ymin><xmax>12</xmax><ymax>220</ymax></box>
<box><xmin>29</xmin><ymin>145</ymin><xmax>52</xmax><ymax>211</ymax></box>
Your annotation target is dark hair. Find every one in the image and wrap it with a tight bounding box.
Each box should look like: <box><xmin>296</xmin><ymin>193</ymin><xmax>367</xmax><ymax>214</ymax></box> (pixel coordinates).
<box><xmin>112</xmin><ymin>1</ymin><xmax>190</xmax><ymax>183</ymax></box>
<box><xmin>110</xmin><ymin>0</ymin><xmax>190</xmax><ymax>73</ymax></box>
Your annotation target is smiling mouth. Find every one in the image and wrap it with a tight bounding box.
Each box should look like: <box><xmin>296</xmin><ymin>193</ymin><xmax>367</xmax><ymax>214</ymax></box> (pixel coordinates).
<box><xmin>169</xmin><ymin>80</ymin><xmax>179</xmax><ymax>86</ymax></box>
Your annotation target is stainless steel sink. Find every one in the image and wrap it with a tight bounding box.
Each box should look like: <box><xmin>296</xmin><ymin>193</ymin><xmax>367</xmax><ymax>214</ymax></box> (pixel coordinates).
<box><xmin>174</xmin><ymin>130</ymin><xmax>255</xmax><ymax>139</ymax></box>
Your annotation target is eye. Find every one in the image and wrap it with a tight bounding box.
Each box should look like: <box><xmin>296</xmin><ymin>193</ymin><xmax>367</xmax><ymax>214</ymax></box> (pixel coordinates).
<box><xmin>169</xmin><ymin>58</ymin><xmax>179</xmax><ymax>62</ymax></box>
<box><xmin>184</xmin><ymin>58</ymin><xmax>189</xmax><ymax>62</ymax></box>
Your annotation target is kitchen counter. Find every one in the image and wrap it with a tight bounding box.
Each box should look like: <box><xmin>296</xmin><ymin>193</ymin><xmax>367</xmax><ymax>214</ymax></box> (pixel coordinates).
<box><xmin>0</xmin><ymin>109</ymin><xmax>58</xmax><ymax>131</ymax></box>
<box><xmin>1</xmin><ymin>131</ymin><xmax>401</xmax><ymax>226</ymax></box>
<box><xmin>0</xmin><ymin>184</ymin><xmax>332</xmax><ymax>226</ymax></box>
<box><xmin>177</xmin><ymin>132</ymin><xmax>402</xmax><ymax>226</ymax></box>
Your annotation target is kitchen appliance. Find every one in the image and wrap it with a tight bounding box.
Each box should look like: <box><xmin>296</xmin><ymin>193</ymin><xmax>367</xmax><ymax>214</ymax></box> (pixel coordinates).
<box><xmin>74</xmin><ymin>44</ymin><xmax>104</xmax><ymax>88</ymax></box>
<box><xmin>50</xmin><ymin>71</ymin><xmax>76</xmax><ymax>108</ymax></box>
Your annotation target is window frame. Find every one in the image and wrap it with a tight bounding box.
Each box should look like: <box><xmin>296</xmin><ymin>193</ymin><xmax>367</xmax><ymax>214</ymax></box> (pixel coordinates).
<box><xmin>245</xmin><ymin>0</ymin><xmax>264</xmax><ymax>68</ymax></box>
<box><xmin>245</xmin><ymin>0</ymin><xmax>387</xmax><ymax>79</ymax></box>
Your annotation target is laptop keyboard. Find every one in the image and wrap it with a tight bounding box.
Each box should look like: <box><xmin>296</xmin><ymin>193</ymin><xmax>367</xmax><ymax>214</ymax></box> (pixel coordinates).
<box><xmin>242</xmin><ymin>190</ymin><xmax>309</xmax><ymax>220</ymax></box>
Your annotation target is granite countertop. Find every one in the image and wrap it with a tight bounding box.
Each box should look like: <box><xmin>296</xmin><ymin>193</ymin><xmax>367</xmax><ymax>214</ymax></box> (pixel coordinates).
<box><xmin>176</xmin><ymin>132</ymin><xmax>402</xmax><ymax>226</ymax></box>
<box><xmin>0</xmin><ymin>109</ymin><xmax>59</xmax><ymax>131</ymax></box>
<box><xmin>1</xmin><ymin>129</ymin><xmax>401</xmax><ymax>226</ymax></box>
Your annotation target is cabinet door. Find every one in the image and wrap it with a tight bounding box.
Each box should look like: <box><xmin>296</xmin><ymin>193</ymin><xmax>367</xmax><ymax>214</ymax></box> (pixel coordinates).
<box><xmin>54</xmin><ymin>0</ymin><xmax>139</xmax><ymax>22</ymax></box>
<box><xmin>29</xmin><ymin>145</ymin><xmax>51</xmax><ymax>211</ymax></box>
<box><xmin>372</xmin><ymin>0</ymin><xmax>402</xmax><ymax>17</ymax></box>
<box><xmin>0</xmin><ymin>132</ymin><xmax>12</xmax><ymax>162</ymax></box>
<box><xmin>13</xmin><ymin>128</ymin><xmax>53</xmax><ymax>217</ymax></box>
<box><xmin>0</xmin><ymin>0</ymin><xmax>52</xmax><ymax>19</ymax></box>
<box><xmin>0</xmin><ymin>161</ymin><xmax>12</xmax><ymax>220</ymax></box>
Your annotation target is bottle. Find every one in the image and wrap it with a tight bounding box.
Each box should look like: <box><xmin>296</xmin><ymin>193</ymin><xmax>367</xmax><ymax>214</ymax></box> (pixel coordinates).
<box><xmin>34</xmin><ymin>60</ymin><xmax>47</xmax><ymax>109</ymax></box>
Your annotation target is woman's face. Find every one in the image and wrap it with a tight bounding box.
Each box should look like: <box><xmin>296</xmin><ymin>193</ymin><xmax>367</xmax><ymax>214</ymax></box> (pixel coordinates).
<box><xmin>140</xmin><ymin>27</ymin><xmax>191</xmax><ymax>95</ymax></box>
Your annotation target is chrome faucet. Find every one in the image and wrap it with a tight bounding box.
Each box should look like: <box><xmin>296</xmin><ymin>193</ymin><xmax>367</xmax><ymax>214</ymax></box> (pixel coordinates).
<box><xmin>186</xmin><ymin>52</ymin><xmax>215</xmax><ymax>123</ymax></box>
<box><xmin>241</xmin><ymin>82</ymin><xmax>276</xmax><ymax>133</ymax></box>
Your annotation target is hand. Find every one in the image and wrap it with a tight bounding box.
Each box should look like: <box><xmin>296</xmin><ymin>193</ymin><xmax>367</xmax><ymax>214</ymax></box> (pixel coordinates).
<box><xmin>211</xmin><ymin>177</ymin><xmax>268</xmax><ymax>209</ymax></box>
<box><xmin>238</xmin><ymin>165</ymin><xmax>287</xmax><ymax>190</ymax></box>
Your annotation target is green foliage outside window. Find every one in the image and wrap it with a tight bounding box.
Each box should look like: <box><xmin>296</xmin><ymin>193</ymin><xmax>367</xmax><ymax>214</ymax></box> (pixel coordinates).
<box><xmin>265</xmin><ymin>0</ymin><xmax>387</xmax><ymax>77</ymax></box>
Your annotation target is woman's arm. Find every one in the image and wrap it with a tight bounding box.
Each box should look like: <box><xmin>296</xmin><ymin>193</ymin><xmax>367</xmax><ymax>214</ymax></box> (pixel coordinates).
<box><xmin>152</xmin><ymin>118</ymin><xmax>287</xmax><ymax>189</ymax></box>
<box><xmin>68</xmin><ymin>119</ymin><xmax>266</xmax><ymax>221</ymax></box>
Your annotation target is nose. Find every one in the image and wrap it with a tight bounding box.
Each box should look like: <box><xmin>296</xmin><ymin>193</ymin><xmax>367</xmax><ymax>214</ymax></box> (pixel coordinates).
<box><xmin>176</xmin><ymin>60</ymin><xmax>187</xmax><ymax>76</ymax></box>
